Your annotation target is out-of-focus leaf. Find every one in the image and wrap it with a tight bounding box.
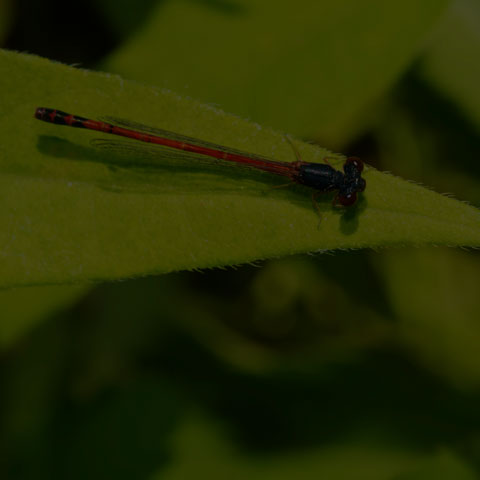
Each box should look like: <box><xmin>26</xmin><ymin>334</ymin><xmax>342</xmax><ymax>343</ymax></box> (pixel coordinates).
<box><xmin>175</xmin><ymin>258</ymin><xmax>392</xmax><ymax>371</ymax></box>
<box><xmin>157</xmin><ymin>414</ymin><xmax>475</xmax><ymax>480</ymax></box>
<box><xmin>396</xmin><ymin>449</ymin><xmax>477</xmax><ymax>480</ymax></box>
<box><xmin>380</xmin><ymin>249</ymin><xmax>480</xmax><ymax>389</ymax></box>
<box><xmin>0</xmin><ymin>285</ymin><xmax>87</xmax><ymax>348</ymax></box>
<box><xmin>420</xmin><ymin>0</ymin><xmax>480</xmax><ymax>131</ymax></box>
<box><xmin>105</xmin><ymin>0</ymin><xmax>450</xmax><ymax>145</ymax></box>
<box><xmin>94</xmin><ymin>0</ymin><xmax>160</xmax><ymax>37</ymax></box>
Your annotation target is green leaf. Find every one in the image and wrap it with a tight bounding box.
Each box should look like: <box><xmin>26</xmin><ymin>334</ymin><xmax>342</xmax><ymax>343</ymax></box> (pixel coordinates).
<box><xmin>1</xmin><ymin>49</ymin><xmax>480</xmax><ymax>288</ymax></box>
<box><xmin>420</xmin><ymin>0</ymin><xmax>480</xmax><ymax>131</ymax></box>
<box><xmin>105</xmin><ymin>0</ymin><xmax>451</xmax><ymax>144</ymax></box>
<box><xmin>0</xmin><ymin>285</ymin><xmax>87</xmax><ymax>349</ymax></box>
<box><xmin>93</xmin><ymin>0</ymin><xmax>159</xmax><ymax>36</ymax></box>
<box><xmin>380</xmin><ymin>249</ymin><xmax>480</xmax><ymax>389</ymax></box>
<box><xmin>155</xmin><ymin>415</ymin><xmax>476</xmax><ymax>480</ymax></box>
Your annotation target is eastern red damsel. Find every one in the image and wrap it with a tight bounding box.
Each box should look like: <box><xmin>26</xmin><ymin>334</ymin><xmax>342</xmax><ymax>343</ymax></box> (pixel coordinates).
<box><xmin>34</xmin><ymin>107</ymin><xmax>366</xmax><ymax>206</ymax></box>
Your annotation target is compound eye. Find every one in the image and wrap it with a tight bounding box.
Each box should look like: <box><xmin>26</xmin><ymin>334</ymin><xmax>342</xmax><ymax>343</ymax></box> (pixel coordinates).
<box><xmin>338</xmin><ymin>192</ymin><xmax>357</xmax><ymax>206</ymax></box>
<box><xmin>345</xmin><ymin>157</ymin><xmax>364</xmax><ymax>173</ymax></box>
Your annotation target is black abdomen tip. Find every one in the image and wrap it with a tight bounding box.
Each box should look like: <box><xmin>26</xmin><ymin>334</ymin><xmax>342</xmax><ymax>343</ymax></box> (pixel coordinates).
<box><xmin>34</xmin><ymin>107</ymin><xmax>70</xmax><ymax>124</ymax></box>
<box><xmin>34</xmin><ymin>107</ymin><xmax>51</xmax><ymax>121</ymax></box>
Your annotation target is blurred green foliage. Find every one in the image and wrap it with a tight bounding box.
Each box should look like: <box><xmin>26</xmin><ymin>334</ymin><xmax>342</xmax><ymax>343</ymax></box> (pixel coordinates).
<box><xmin>2</xmin><ymin>0</ymin><xmax>480</xmax><ymax>479</ymax></box>
<box><xmin>0</xmin><ymin>0</ymin><xmax>13</xmax><ymax>44</ymax></box>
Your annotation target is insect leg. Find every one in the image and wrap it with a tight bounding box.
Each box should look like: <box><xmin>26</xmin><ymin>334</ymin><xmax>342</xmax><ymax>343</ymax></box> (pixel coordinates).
<box><xmin>270</xmin><ymin>182</ymin><xmax>294</xmax><ymax>189</ymax></box>
<box><xmin>285</xmin><ymin>135</ymin><xmax>305</xmax><ymax>165</ymax></box>
<box><xmin>311</xmin><ymin>191</ymin><xmax>324</xmax><ymax>225</ymax></box>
